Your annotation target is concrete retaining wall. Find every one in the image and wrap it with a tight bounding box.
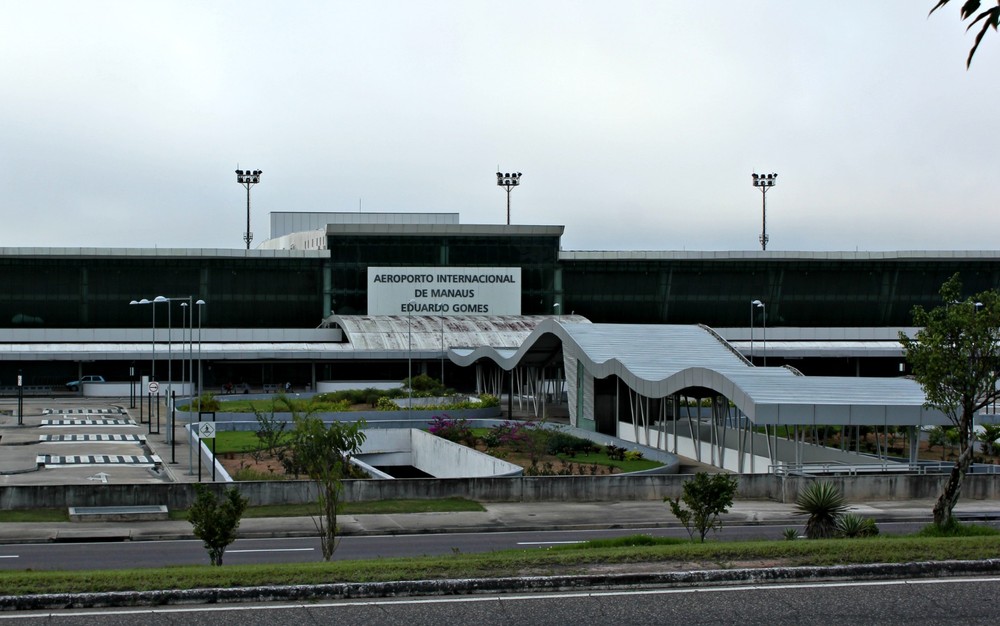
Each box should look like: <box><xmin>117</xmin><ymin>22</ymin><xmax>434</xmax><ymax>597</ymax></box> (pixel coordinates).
<box><xmin>84</xmin><ymin>382</ymin><xmax>193</xmax><ymax>398</ymax></box>
<box><xmin>358</xmin><ymin>428</ymin><xmax>523</xmax><ymax>478</ymax></box>
<box><xmin>177</xmin><ymin>406</ymin><xmax>502</xmax><ymax>425</ymax></box>
<box><xmin>2</xmin><ymin>472</ymin><xmax>998</xmax><ymax>510</ymax></box>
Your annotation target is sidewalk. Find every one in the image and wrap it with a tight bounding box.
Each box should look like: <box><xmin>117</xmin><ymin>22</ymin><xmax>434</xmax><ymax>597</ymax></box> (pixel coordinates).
<box><xmin>2</xmin><ymin>498</ymin><xmax>1000</xmax><ymax>544</ymax></box>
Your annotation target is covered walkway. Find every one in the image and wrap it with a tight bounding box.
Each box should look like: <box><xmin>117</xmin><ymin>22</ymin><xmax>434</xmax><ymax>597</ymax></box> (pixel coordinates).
<box><xmin>449</xmin><ymin>320</ymin><xmax>949</xmax><ymax>474</ymax></box>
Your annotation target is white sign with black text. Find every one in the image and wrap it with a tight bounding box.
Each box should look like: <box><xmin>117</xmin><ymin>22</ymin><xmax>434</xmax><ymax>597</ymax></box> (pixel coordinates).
<box><xmin>368</xmin><ymin>267</ymin><xmax>522</xmax><ymax>316</ymax></box>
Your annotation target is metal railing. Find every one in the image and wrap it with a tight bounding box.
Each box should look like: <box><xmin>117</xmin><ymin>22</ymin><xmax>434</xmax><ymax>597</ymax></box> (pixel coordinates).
<box><xmin>771</xmin><ymin>460</ymin><xmax>1000</xmax><ymax>476</ymax></box>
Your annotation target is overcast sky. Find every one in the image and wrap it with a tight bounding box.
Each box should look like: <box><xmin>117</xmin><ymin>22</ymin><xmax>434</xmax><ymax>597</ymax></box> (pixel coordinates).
<box><xmin>2</xmin><ymin>1</ymin><xmax>998</xmax><ymax>252</ymax></box>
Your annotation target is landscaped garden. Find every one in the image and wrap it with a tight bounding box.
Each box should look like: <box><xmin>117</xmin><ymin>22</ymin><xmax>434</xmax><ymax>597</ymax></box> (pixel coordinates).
<box><xmin>183</xmin><ymin>374</ymin><xmax>497</xmax><ymax>415</ymax></box>
<box><xmin>210</xmin><ymin>414</ymin><xmax>662</xmax><ymax>480</ymax></box>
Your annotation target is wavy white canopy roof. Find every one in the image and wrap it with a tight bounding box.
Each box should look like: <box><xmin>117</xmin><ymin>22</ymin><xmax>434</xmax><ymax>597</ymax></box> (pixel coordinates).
<box><xmin>449</xmin><ymin>320</ymin><xmax>947</xmax><ymax>427</ymax></box>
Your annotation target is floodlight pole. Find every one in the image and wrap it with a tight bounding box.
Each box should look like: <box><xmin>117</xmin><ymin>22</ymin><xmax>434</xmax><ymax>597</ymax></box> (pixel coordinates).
<box><xmin>236</xmin><ymin>168</ymin><xmax>262</xmax><ymax>250</ymax></box>
<box><xmin>496</xmin><ymin>171</ymin><xmax>522</xmax><ymax>225</ymax></box>
<box><xmin>751</xmin><ymin>172</ymin><xmax>777</xmax><ymax>251</ymax></box>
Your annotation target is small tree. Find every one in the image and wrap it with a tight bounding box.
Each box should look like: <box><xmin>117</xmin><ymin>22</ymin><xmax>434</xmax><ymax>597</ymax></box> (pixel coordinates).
<box><xmin>286</xmin><ymin>415</ymin><xmax>366</xmax><ymax>560</ymax></box>
<box><xmin>665</xmin><ymin>472</ymin><xmax>739</xmax><ymax>542</ymax></box>
<box><xmin>900</xmin><ymin>274</ymin><xmax>1000</xmax><ymax>527</ymax></box>
<box><xmin>252</xmin><ymin>403</ymin><xmax>287</xmax><ymax>456</ymax></box>
<box><xmin>187</xmin><ymin>484</ymin><xmax>249</xmax><ymax>566</ymax></box>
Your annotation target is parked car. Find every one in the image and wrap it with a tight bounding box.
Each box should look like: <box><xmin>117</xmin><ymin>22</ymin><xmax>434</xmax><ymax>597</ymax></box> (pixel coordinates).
<box><xmin>66</xmin><ymin>375</ymin><xmax>105</xmax><ymax>391</ymax></box>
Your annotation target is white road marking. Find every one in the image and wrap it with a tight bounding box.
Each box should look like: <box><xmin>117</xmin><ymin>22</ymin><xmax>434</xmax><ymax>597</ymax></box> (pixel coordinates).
<box><xmin>0</xmin><ymin>555</ymin><xmax>18</xmax><ymax>559</ymax></box>
<box><xmin>7</xmin><ymin>576</ymin><xmax>1000</xmax><ymax>619</ymax></box>
<box><xmin>227</xmin><ymin>548</ymin><xmax>315</xmax><ymax>554</ymax></box>
<box><xmin>516</xmin><ymin>541</ymin><xmax>585</xmax><ymax>545</ymax></box>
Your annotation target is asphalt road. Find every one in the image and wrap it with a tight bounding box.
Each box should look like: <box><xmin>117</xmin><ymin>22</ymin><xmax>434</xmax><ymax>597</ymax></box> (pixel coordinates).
<box><xmin>0</xmin><ymin>521</ymin><xmax>951</xmax><ymax>571</ymax></box>
<box><xmin>5</xmin><ymin>577</ymin><xmax>1000</xmax><ymax>625</ymax></box>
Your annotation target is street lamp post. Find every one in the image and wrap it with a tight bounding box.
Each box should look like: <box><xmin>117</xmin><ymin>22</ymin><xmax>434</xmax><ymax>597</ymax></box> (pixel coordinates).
<box><xmin>407</xmin><ymin>299</ymin><xmax>414</xmax><ymax>409</ymax></box>
<box><xmin>130</xmin><ymin>296</ymin><xmax>169</xmax><ymax>380</ymax></box>
<box><xmin>166</xmin><ymin>299</ymin><xmax>173</xmax><ymax>395</ymax></box>
<box><xmin>196</xmin><ymin>300</ymin><xmax>206</xmax><ymax>402</ymax></box>
<box><xmin>496</xmin><ymin>171</ymin><xmax>522</xmax><ymax>226</ymax></box>
<box><xmin>751</xmin><ymin>172</ymin><xmax>777</xmax><ymax>251</ymax></box>
<box><xmin>129</xmin><ymin>298</ymin><xmax>157</xmax><ymax>383</ymax></box>
<box><xmin>129</xmin><ymin>296</ymin><xmax>167</xmax><ymax>427</ymax></box>
<box><xmin>236</xmin><ymin>168</ymin><xmax>262</xmax><ymax>250</ymax></box>
<box><xmin>752</xmin><ymin>299</ymin><xmax>767</xmax><ymax>366</ymax></box>
<box><xmin>180</xmin><ymin>302</ymin><xmax>188</xmax><ymax>389</ymax></box>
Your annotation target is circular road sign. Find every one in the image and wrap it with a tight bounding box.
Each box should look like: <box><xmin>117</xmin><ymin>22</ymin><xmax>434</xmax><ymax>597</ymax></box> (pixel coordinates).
<box><xmin>148</xmin><ymin>381</ymin><xmax>160</xmax><ymax>394</ymax></box>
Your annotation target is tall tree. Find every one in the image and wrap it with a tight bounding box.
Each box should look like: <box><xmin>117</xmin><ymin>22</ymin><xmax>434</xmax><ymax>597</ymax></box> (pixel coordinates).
<box><xmin>930</xmin><ymin>0</ymin><xmax>1000</xmax><ymax>67</ymax></box>
<box><xmin>285</xmin><ymin>414</ymin><xmax>367</xmax><ymax>560</ymax></box>
<box><xmin>899</xmin><ymin>273</ymin><xmax>1000</xmax><ymax>527</ymax></box>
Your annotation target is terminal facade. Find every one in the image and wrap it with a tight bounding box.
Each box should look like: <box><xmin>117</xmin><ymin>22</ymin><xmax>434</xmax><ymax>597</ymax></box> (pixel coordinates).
<box><xmin>2</xmin><ymin>211</ymin><xmax>1000</xmax><ymax>390</ymax></box>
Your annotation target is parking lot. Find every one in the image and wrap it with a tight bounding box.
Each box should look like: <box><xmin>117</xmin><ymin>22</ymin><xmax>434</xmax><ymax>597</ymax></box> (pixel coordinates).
<box><xmin>0</xmin><ymin>396</ymin><xmax>191</xmax><ymax>486</ymax></box>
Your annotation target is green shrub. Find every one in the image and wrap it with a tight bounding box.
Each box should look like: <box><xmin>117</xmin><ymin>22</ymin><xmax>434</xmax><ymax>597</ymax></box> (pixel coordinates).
<box><xmin>782</xmin><ymin>528</ymin><xmax>799</xmax><ymax>541</ymax></box>
<box><xmin>795</xmin><ymin>482</ymin><xmax>847</xmax><ymax>539</ymax></box>
<box><xmin>836</xmin><ymin>513</ymin><xmax>879</xmax><ymax>538</ymax></box>
<box><xmin>917</xmin><ymin>519</ymin><xmax>1000</xmax><ymax>537</ymax></box>
<box><xmin>476</xmin><ymin>393</ymin><xmax>500</xmax><ymax>407</ymax></box>
<box><xmin>187</xmin><ymin>393</ymin><xmax>220</xmax><ymax>412</ymax></box>
<box><xmin>375</xmin><ymin>396</ymin><xmax>400</xmax><ymax>411</ymax></box>
<box><xmin>545</xmin><ymin>431</ymin><xmax>595</xmax><ymax>456</ymax></box>
<box><xmin>605</xmin><ymin>444</ymin><xmax>626</xmax><ymax>461</ymax></box>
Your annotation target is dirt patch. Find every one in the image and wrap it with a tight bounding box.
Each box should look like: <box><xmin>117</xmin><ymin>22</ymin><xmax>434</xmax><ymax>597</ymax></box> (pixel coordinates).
<box><xmin>220</xmin><ymin>451</ymin><xmax>287</xmax><ymax>479</ymax></box>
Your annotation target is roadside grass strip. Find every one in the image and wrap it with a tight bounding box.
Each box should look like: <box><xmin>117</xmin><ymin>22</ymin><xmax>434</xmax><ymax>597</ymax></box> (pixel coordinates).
<box><xmin>0</xmin><ymin>534</ymin><xmax>998</xmax><ymax>597</ymax></box>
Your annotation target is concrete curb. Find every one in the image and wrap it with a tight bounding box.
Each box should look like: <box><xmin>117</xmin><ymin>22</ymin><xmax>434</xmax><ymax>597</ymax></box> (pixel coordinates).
<box><xmin>2</xmin><ymin>559</ymin><xmax>999</xmax><ymax>611</ymax></box>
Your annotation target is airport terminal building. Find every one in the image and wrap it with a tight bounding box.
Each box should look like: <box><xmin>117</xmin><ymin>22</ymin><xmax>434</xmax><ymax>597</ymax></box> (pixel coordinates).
<box><xmin>5</xmin><ymin>211</ymin><xmax>999</xmax><ymax>471</ymax></box>
<box><xmin>3</xmin><ymin>211</ymin><xmax>998</xmax><ymax>387</ymax></box>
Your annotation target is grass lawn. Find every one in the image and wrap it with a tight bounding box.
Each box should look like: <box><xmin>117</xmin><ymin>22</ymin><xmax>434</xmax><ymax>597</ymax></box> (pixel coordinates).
<box><xmin>213</xmin><ymin>430</ymin><xmax>275</xmax><ymax>454</ymax></box>
<box><xmin>556</xmin><ymin>451</ymin><xmax>662</xmax><ymax>473</ymax></box>
<box><xmin>0</xmin><ymin>531</ymin><xmax>997</xmax><ymax>596</ymax></box>
<box><xmin>213</xmin><ymin>428</ymin><xmax>664</xmax><ymax>474</ymax></box>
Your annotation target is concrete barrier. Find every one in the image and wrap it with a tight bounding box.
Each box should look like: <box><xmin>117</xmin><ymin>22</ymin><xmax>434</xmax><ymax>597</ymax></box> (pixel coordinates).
<box><xmin>2</xmin><ymin>472</ymin><xmax>998</xmax><ymax>510</ymax></box>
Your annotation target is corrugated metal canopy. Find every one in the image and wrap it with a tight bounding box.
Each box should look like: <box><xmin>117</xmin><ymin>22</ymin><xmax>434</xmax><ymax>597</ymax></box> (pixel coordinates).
<box><xmin>448</xmin><ymin>321</ymin><xmax>947</xmax><ymax>427</ymax></box>
<box><xmin>330</xmin><ymin>314</ymin><xmax>590</xmax><ymax>352</ymax></box>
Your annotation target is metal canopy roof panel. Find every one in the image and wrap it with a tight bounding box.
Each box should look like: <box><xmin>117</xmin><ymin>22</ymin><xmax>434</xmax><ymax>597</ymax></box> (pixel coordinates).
<box><xmin>330</xmin><ymin>314</ymin><xmax>590</xmax><ymax>351</ymax></box>
<box><xmin>448</xmin><ymin>320</ymin><xmax>947</xmax><ymax>427</ymax></box>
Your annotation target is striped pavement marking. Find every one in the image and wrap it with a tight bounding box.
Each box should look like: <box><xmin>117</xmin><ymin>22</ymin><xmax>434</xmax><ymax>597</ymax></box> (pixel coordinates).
<box><xmin>42</xmin><ymin>408</ymin><xmax>127</xmax><ymax>416</ymax></box>
<box><xmin>35</xmin><ymin>454</ymin><xmax>162</xmax><ymax>467</ymax></box>
<box><xmin>40</xmin><ymin>419</ymin><xmax>137</xmax><ymax>427</ymax></box>
<box><xmin>38</xmin><ymin>434</ymin><xmax>145</xmax><ymax>443</ymax></box>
